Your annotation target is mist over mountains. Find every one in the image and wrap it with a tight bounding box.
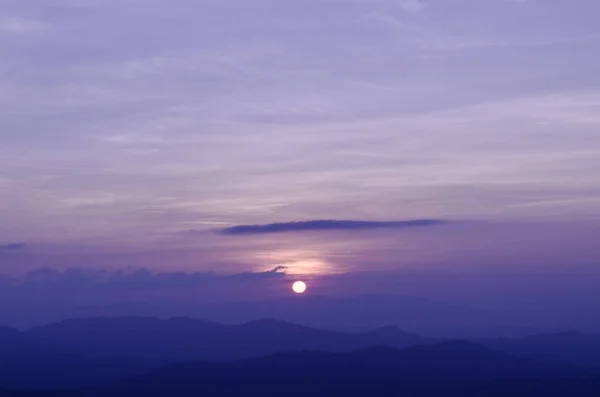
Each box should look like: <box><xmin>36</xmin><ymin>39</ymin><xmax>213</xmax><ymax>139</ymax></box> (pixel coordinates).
<box><xmin>1</xmin><ymin>316</ymin><xmax>600</xmax><ymax>396</ymax></box>
<box><xmin>4</xmin><ymin>292</ymin><xmax>598</xmax><ymax>338</ymax></box>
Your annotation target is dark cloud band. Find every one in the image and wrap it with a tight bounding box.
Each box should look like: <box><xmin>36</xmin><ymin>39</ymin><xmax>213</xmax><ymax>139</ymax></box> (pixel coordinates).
<box><xmin>219</xmin><ymin>219</ymin><xmax>445</xmax><ymax>236</ymax></box>
<box><xmin>0</xmin><ymin>243</ymin><xmax>26</xmax><ymax>252</ymax></box>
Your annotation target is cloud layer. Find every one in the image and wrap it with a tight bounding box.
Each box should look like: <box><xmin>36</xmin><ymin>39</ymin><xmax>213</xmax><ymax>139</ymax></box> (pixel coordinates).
<box><xmin>0</xmin><ymin>0</ymin><xmax>599</xmax><ymax>275</ymax></box>
<box><xmin>219</xmin><ymin>219</ymin><xmax>446</xmax><ymax>235</ymax></box>
<box><xmin>0</xmin><ymin>243</ymin><xmax>25</xmax><ymax>252</ymax></box>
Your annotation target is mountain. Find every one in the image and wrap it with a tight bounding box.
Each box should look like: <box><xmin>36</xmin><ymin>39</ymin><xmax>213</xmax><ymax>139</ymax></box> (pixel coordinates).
<box><xmin>0</xmin><ymin>391</ymin><xmax>79</xmax><ymax>397</ymax></box>
<box><xmin>226</xmin><ymin>341</ymin><xmax>583</xmax><ymax>380</ymax></box>
<box><xmin>0</xmin><ymin>294</ymin><xmax>486</xmax><ymax>334</ymax></box>
<box><xmin>483</xmin><ymin>331</ymin><xmax>600</xmax><ymax>367</ymax></box>
<box><xmin>0</xmin><ymin>326</ymin><xmax>52</xmax><ymax>355</ymax></box>
<box><xmin>16</xmin><ymin>293</ymin><xmax>568</xmax><ymax>338</ymax></box>
<box><xmin>7</xmin><ymin>316</ymin><xmax>600</xmax><ymax>393</ymax></box>
<box><xmin>1</xmin><ymin>316</ymin><xmax>426</xmax><ymax>390</ymax></box>
<box><xmin>29</xmin><ymin>316</ymin><xmax>427</xmax><ymax>361</ymax></box>
<box><xmin>189</xmin><ymin>294</ymin><xmax>484</xmax><ymax>333</ymax></box>
<box><xmin>94</xmin><ymin>342</ymin><xmax>596</xmax><ymax>397</ymax></box>
<box><xmin>3</xmin><ymin>318</ymin><xmax>600</xmax><ymax>396</ymax></box>
<box><xmin>0</xmin><ymin>326</ymin><xmax>157</xmax><ymax>390</ymax></box>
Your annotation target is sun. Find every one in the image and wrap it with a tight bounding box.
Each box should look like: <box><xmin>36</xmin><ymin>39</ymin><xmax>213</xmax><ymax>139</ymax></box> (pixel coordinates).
<box><xmin>292</xmin><ymin>281</ymin><xmax>307</xmax><ymax>294</ymax></box>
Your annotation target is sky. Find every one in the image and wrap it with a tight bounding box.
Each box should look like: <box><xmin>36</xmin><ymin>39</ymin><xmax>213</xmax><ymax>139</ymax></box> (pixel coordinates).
<box><xmin>1</xmin><ymin>0</ymin><xmax>600</xmax><ymax>331</ymax></box>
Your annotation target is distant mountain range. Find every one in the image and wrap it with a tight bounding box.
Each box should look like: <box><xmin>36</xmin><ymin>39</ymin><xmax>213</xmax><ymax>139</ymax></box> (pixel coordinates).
<box><xmin>6</xmin><ymin>293</ymin><xmax>594</xmax><ymax>338</ymax></box>
<box><xmin>1</xmin><ymin>316</ymin><xmax>600</xmax><ymax>394</ymax></box>
<box><xmin>1</xmin><ymin>317</ymin><xmax>427</xmax><ymax>390</ymax></box>
<box><xmin>28</xmin><ymin>317</ymin><xmax>426</xmax><ymax>361</ymax></box>
<box><xmin>97</xmin><ymin>344</ymin><xmax>597</xmax><ymax>397</ymax></box>
<box><xmin>483</xmin><ymin>331</ymin><xmax>600</xmax><ymax>367</ymax></box>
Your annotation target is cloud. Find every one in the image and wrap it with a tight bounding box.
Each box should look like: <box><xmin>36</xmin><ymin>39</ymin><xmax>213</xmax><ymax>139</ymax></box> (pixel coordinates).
<box><xmin>0</xmin><ymin>17</ymin><xmax>48</xmax><ymax>35</ymax></box>
<box><xmin>17</xmin><ymin>266</ymin><xmax>288</xmax><ymax>288</ymax></box>
<box><xmin>1</xmin><ymin>0</ymin><xmax>600</xmax><ymax>252</ymax></box>
<box><xmin>219</xmin><ymin>219</ymin><xmax>446</xmax><ymax>236</ymax></box>
<box><xmin>0</xmin><ymin>266</ymin><xmax>291</xmax><ymax>327</ymax></box>
<box><xmin>0</xmin><ymin>243</ymin><xmax>26</xmax><ymax>252</ymax></box>
<box><xmin>397</xmin><ymin>0</ymin><xmax>427</xmax><ymax>12</ymax></box>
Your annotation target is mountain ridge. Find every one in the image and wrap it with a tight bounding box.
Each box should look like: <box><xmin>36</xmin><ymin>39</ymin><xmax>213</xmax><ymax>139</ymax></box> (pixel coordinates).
<box><xmin>2</xmin><ymin>316</ymin><xmax>600</xmax><ymax>391</ymax></box>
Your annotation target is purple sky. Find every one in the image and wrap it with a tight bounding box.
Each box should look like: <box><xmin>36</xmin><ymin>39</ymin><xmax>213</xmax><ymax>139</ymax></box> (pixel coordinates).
<box><xmin>1</xmin><ymin>0</ymin><xmax>600</xmax><ymax>330</ymax></box>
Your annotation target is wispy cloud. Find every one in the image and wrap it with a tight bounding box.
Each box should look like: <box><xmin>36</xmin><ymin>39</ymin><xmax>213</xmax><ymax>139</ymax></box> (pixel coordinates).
<box><xmin>219</xmin><ymin>219</ymin><xmax>446</xmax><ymax>236</ymax></box>
<box><xmin>0</xmin><ymin>17</ymin><xmax>47</xmax><ymax>35</ymax></box>
<box><xmin>399</xmin><ymin>0</ymin><xmax>427</xmax><ymax>12</ymax></box>
<box><xmin>1</xmin><ymin>0</ymin><xmax>599</xmax><ymax>262</ymax></box>
<box><xmin>0</xmin><ymin>243</ymin><xmax>26</xmax><ymax>252</ymax></box>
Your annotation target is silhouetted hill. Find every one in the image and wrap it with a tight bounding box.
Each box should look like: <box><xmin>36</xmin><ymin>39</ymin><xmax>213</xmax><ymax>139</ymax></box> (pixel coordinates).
<box><xmin>190</xmin><ymin>294</ymin><xmax>484</xmax><ymax>332</ymax></box>
<box><xmin>94</xmin><ymin>343</ymin><xmax>597</xmax><ymax>397</ymax></box>
<box><xmin>232</xmin><ymin>341</ymin><xmax>583</xmax><ymax>379</ymax></box>
<box><xmin>31</xmin><ymin>317</ymin><xmax>600</xmax><ymax>369</ymax></box>
<box><xmin>2</xmin><ymin>316</ymin><xmax>423</xmax><ymax>390</ymax></box>
<box><xmin>0</xmin><ymin>326</ymin><xmax>157</xmax><ymax>390</ymax></box>
<box><xmin>0</xmin><ymin>326</ymin><xmax>64</xmax><ymax>355</ymax></box>
<box><xmin>5</xmin><ymin>317</ymin><xmax>600</xmax><ymax>394</ymax></box>
<box><xmin>355</xmin><ymin>341</ymin><xmax>584</xmax><ymax>379</ymax></box>
<box><xmin>29</xmin><ymin>316</ymin><xmax>427</xmax><ymax>362</ymax></box>
<box><xmin>483</xmin><ymin>331</ymin><xmax>600</xmax><ymax>367</ymax></box>
<box><xmin>0</xmin><ymin>391</ymin><xmax>80</xmax><ymax>397</ymax></box>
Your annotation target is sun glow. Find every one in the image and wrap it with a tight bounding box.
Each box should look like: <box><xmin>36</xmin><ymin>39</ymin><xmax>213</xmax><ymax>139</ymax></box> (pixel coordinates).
<box><xmin>292</xmin><ymin>281</ymin><xmax>307</xmax><ymax>294</ymax></box>
<box><xmin>256</xmin><ymin>248</ymin><xmax>334</xmax><ymax>275</ymax></box>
